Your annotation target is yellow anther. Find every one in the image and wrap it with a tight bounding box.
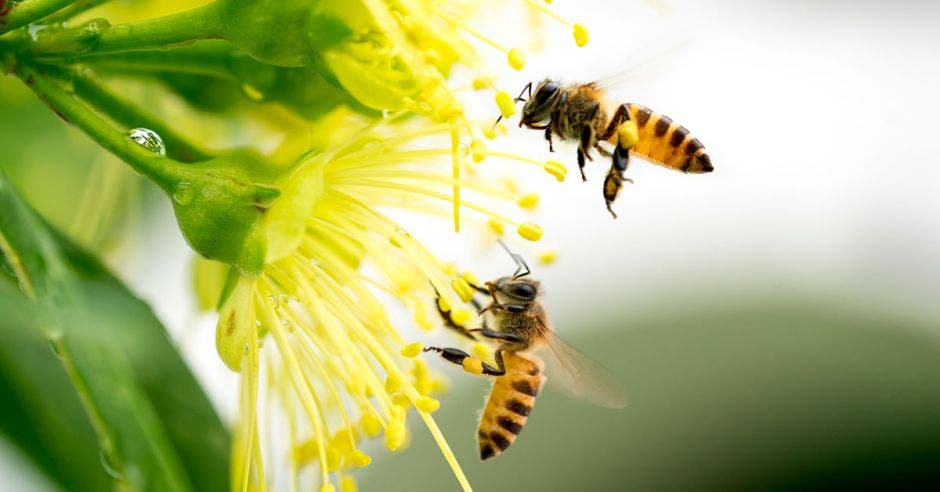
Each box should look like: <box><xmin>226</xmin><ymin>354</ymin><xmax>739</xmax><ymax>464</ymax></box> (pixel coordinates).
<box><xmin>518</xmin><ymin>192</ymin><xmax>540</xmax><ymax>209</ymax></box>
<box><xmin>573</xmin><ymin>23</ymin><xmax>590</xmax><ymax>47</ymax></box>
<box><xmin>437</xmin><ymin>295</ymin><xmax>453</xmax><ymax>312</ymax></box>
<box><xmin>472</xmin><ymin>76</ymin><xmax>493</xmax><ymax>90</ymax></box>
<box><xmin>416</xmin><ymin>396</ymin><xmax>441</xmax><ymax>413</ymax></box>
<box><xmin>495</xmin><ymin>91</ymin><xmax>516</xmax><ymax>118</ymax></box>
<box><xmin>385</xmin><ymin>420</ymin><xmax>406</xmax><ymax>451</ymax></box>
<box><xmin>325</xmin><ymin>446</ymin><xmax>342</xmax><ymax>472</ymax></box>
<box><xmin>331</xmin><ymin>430</ymin><xmax>356</xmax><ymax>452</ymax></box>
<box><xmin>472</xmin><ymin>342</ymin><xmax>491</xmax><ymax>360</ymax></box>
<box><xmin>385</xmin><ymin>374</ymin><xmax>402</xmax><ymax>394</ymax></box>
<box><xmin>488</xmin><ymin>217</ymin><xmax>505</xmax><ymax>235</ymax></box>
<box><xmin>450</xmin><ymin>307</ymin><xmax>474</xmax><ymax>326</ymax></box>
<box><xmin>401</xmin><ymin>342</ymin><xmax>424</xmax><ymax>358</ymax></box>
<box><xmin>470</xmin><ymin>139</ymin><xmax>487</xmax><ymax>162</ymax></box>
<box><xmin>442</xmin><ymin>262</ymin><xmax>458</xmax><ymax>277</ymax></box>
<box><xmin>349</xmin><ymin>449</ymin><xmax>371</xmax><ymax>468</ymax></box>
<box><xmin>360</xmin><ymin>413</ymin><xmax>382</xmax><ymax>438</ymax></box>
<box><xmin>517</xmin><ymin>222</ymin><xmax>544</xmax><ymax>241</ymax></box>
<box><xmin>293</xmin><ymin>438</ymin><xmax>320</xmax><ymax>464</ymax></box>
<box><xmin>439</xmin><ymin>100</ymin><xmax>464</xmax><ymax>121</ymax></box>
<box><xmin>451</xmin><ymin>278</ymin><xmax>475</xmax><ymax>302</ymax></box>
<box><xmin>538</xmin><ymin>248</ymin><xmax>559</xmax><ymax>265</ymax></box>
<box><xmin>392</xmin><ymin>393</ymin><xmax>412</xmax><ymax>409</ymax></box>
<box><xmin>462</xmin><ymin>357</ymin><xmax>484</xmax><ymax>375</ymax></box>
<box><xmin>321</xmin><ymin>484</ymin><xmax>336</xmax><ymax>492</ymax></box>
<box><xmin>543</xmin><ymin>160</ymin><xmax>567</xmax><ymax>181</ymax></box>
<box><xmin>341</xmin><ymin>476</ymin><xmax>358</xmax><ymax>492</ymax></box>
<box><xmin>482</xmin><ymin>124</ymin><xmax>498</xmax><ymax>140</ymax></box>
<box><xmin>508</xmin><ymin>48</ymin><xmax>527</xmax><ymax>70</ymax></box>
<box><xmin>461</xmin><ymin>271</ymin><xmax>481</xmax><ymax>288</ymax></box>
<box><xmin>618</xmin><ymin>120</ymin><xmax>639</xmax><ymax>149</ymax></box>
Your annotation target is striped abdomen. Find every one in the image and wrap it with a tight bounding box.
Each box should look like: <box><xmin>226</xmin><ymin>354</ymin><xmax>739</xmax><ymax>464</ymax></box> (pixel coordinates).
<box><xmin>478</xmin><ymin>352</ymin><xmax>542</xmax><ymax>460</ymax></box>
<box><xmin>618</xmin><ymin>103</ymin><xmax>713</xmax><ymax>174</ymax></box>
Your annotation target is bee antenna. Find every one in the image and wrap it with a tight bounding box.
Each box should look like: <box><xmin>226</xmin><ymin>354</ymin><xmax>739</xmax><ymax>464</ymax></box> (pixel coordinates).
<box><xmin>497</xmin><ymin>239</ymin><xmax>530</xmax><ymax>278</ymax></box>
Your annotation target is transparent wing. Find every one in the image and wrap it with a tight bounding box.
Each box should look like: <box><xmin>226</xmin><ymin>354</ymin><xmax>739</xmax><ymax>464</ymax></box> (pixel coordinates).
<box><xmin>537</xmin><ymin>331</ymin><xmax>628</xmax><ymax>409</ymax></box>
<box><xmin>591</xmin><ymin>36</ymin><xmax>692</xmax><ymax>100</ymax></box>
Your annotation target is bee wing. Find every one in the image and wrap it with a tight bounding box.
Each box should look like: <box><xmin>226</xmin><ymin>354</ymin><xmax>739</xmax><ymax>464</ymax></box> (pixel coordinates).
<box><xmin>592</xmin><ymin>36</ymin><xmax>691</xmax><ymax>98</ymax></box>
<box><xmin>537</xmin><ymin>331</ymin><xmax>628</xmax><ymax>409</ymax></box>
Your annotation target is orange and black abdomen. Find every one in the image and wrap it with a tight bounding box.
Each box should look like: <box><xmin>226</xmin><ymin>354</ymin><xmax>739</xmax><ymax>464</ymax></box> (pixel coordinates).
<box><xmin>625</xmin><ymin>103</ymin><xmax>713</xmax><ymax>174</ymax></box>
<box><xmin>478</xmin><ymin>352</ymin><xmax>543</xmax><ymax>460</ymax></box>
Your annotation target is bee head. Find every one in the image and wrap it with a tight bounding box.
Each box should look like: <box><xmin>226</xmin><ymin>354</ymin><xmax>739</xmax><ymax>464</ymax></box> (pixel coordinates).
<box><xmin>520</xmin><ymin>80</ymin><xmax>563</xmax><ymax>127</ymax></box>
<box><xmin>491</xmin><ymin>277</ymin><xmax>540</xmax><ymax>304</ymax></box>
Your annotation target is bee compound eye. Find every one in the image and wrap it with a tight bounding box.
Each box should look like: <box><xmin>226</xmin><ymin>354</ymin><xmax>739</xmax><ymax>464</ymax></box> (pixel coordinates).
<box><xmin>536</xmin><ymin>82</ymin><xmax>559</xmax><ymax>104</ymax></box>
<box><xmin>509</xmin><ymin>282</ymin><xmax>537</xmax><ymax>300</ymax></box>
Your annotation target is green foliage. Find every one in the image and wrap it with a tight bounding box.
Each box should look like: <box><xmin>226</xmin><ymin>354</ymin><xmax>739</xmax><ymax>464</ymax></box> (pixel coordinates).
<box><xmin>0</xmin><ymin>173</ymin><xmax>229</xmax><ymax>491</ymax></box>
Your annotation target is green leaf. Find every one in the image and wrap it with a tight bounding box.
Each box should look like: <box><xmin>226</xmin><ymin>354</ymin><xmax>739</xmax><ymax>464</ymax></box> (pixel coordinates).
<box><xmin>0</xmin><ymin>172</ymin><xmax>229</xmax><ymax>491</ymax></box>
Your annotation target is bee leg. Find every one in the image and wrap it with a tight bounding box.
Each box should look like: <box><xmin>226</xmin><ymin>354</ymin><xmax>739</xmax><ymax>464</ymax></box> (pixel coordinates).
<box><xmin>423</xmin><ymin>347</ymin><xmax>507</xmax><ymax>376</ymax></box>
<box><xmin>576</xmin><ymin>148</ymin><xmax>587</xmax><ymax>182</ymax></box>
<box><xmin>598</xmin><ymin>104</ymin><xmax>632</xmax><ymax>141</ymax></box>
<box><xmin>469</xmin><ymin>328</ymin><xmax>525</xmax><ymax>343</ymax></box>
<box><xmin>544</xmin><ymin>127</ymin><xmax>554</xmax><ymax>152</ymax></box>
<box><xmin>579</xmin><ymin>123</ymin><xmax>595</xmax><ymax>163</ymax></box>
<box><xmin>603</xmin><ymin>146</ymin><xmax>633</xmax><ymax>219</ymax></box>
<box><xmin>433</xmin><ymin>288</ymin><xmax>478</xmax><ymax>341</ymax></box>
<box><xmin>595</xmin><ymin>144</ymin><xmax>612</xmax><ymax>158</ymax></box>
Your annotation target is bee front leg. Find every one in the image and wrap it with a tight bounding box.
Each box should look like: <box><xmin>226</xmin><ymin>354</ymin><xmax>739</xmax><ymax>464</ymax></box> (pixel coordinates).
<box><xmin>576</xmin><ymin>148</ymin><xmax>587</xmax><ymax>182</ymax></box>
<box><xmin>545</xmin><ymin>127</ymin><xmax>554</xmax><ymax>152</ymax></box>
<box><xmin>423</xmin><ymin>347</ymin><xmax>507</xmax><ymax>376</ymax></box>
<box><xmin>469</xmin><ymin>328</ymin><xmax>525</xmax><ymax>343</ymax></box>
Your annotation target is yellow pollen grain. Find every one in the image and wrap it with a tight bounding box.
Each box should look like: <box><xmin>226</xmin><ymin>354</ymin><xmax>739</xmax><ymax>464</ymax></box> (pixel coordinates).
<box><xmin>349</xmin><ymin>449</ymin><xmax>371</xmax><ymax>467</ymax></box>
<box><xmin>538</xmin><ymin>248</ymin><xmax>559</xmax><ymax>265</ymax></box>
<box><xmin>488</xmin><ymin>217</ymin><xmax>505</xmax><ymax>235</ymax></box>
<box><xmin>416</xmin><ymin>396</ymin><xmax>441</xmax><ymax>413</ymax></box>
<box><xmin>573</xmin><ymin>23</ymin><xmax>590</xmax><ymax>46</ymax></box>
<box><xmin>518</xmin><ymin>222</ymin><xmax>544</xmax><ymax>241</ymax></box>
<box><xmin>462</xmin><ymin>357</ymin><xmax>484</xmax><ymax>375</ymax></box>
<box><xmin>401</xmin><ymin>342</ymin><xmax>424</xmax><ymax>358</ymax></box>
<box><xmin>518</xmin><ymin>192</ymin><xmax>540</xmax><ymax>209</ymax></box>
<box><xmin>451</xmin><ymin>278</ymin><xmax>475</xmax><ymax>302</ymax></box>
<box><xmin>495</xmin><ymin>91</ymin><xmax>516</xmax><ymax>118</ymax></box>
<box><xmin>470</xmin><ymin>139</ymin><xmax>486</xmax><ymax>162</ymax></box>
<box><xmin>507</xmin><ymin>48</ymin><xmax>527</xmax><ymax>70</ymax></box>
<box><xmin>450</xmin><ymin>307</ymin><xmax>474</xmax><ymax>326</ymax></box>
<box><xmin>544</xmin><ymin>160</ymin><xmax>567</xmax><ymax>181</ymax></box>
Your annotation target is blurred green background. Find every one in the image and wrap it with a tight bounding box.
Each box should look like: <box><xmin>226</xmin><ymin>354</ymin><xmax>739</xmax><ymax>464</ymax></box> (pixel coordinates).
<box><xmin>363</xmin><ymin>299</ymin><xmax>940</xmax><ymax>491</ymax></box>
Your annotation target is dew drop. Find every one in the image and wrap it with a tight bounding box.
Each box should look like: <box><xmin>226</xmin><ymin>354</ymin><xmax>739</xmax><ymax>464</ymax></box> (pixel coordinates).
<box><xmin>172</xmin><ymin>181</ymin><xmax>194</xmax><ymax>205</ymax></box>
<box><xmin>48</xmin><ymin>336</ymin><xmax>63</xmax><ymax>360</ymax></box>
<box><xmin>240</xmin><ymin>83</ymin><xmax>265</xmax><ymax>102</ymax></box>
<box><xmin>126</xmin><ymin>128</ymin><xmax>166</xmax><ymax>156</ymax></box>
<box><xmin>99</xmin><ymin>449</ymin><xmax>124</xmax><ymax>479</ymax></box>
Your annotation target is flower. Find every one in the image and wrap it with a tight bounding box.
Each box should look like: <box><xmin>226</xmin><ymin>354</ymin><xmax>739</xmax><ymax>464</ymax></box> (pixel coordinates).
<box><xmin>195</xmin><ymin>1</ymin><xmax>590</xmax><ymax>491</ymax></box>
<box><xmin>211</xmin><ymin>111</ymin><xmax>566</xmax><ymax>491</ymax></box>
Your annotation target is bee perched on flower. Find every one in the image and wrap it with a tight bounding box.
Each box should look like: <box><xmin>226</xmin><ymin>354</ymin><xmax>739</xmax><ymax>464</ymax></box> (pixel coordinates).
<box><xmin>1</xmin><ymin>0</ymin><xmax>591</xmax><ymax>490</ymax></box>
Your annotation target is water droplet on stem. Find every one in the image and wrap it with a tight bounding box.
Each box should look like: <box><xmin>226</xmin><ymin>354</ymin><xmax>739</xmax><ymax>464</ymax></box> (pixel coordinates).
<box><xmin>126</xmin><ymin>128</ymin><xmax>166</xmax><ymax>156</ymax></box>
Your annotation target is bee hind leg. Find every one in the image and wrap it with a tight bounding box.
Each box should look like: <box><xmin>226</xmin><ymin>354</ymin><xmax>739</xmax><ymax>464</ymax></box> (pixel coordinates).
<box><xmin>469</xmin><ymin>328</ymin><xmax>524</xmax><ymax>343</ymax></box>
<box><xmin>602</xmin><ymin>145</ymin><xmax>633</xmax><ymax>219</ymax></box>
<box><xmin>423</xmin><ymin>347</ymin><xmax>507</xmax><ymax>376</ymax></box>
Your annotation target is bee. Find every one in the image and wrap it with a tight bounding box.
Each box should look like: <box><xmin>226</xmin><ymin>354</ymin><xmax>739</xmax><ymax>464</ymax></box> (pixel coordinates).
<box><xmin>500</xmin><ymin>79</ymin><xmax>713</xmax><ymax>218</ymax></box>
<box><xmin>425</xmin><ymin>242</ymin><xmax>626</xmax><ymax>460</ymax></box>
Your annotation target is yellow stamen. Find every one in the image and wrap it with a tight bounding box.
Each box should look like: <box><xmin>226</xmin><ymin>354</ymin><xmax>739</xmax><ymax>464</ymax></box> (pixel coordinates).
<box><xmin>538</xmin><ymin>248</ymin><xmax>559</xmax><ymax>265</ymax></box>
<box><xmin>543</xmin><ymin>160</ymin><xmax>567</xmax><ymax>181</ymax></box>
<box><xmin>517</xmin><ymin>223</ymin><xmax>544</xmax><ymax>241</ymax></box>
<box><xmin>401</xmin><ymin>342</ymin><xmax>425</xmax><ymax>358</ymax></box>
<box><xmin>451</xmin><ymin>278</ymin><xmax>476</xmax><ymax>302</ymax></box>
<box><xmin>436</xmin><ymin>10</ymin><xmax>526</xmax><ymax>70</ymax></box>
<box><xmin>495</xmin><ymin>91</ymin><xmax>517</xmax><ymax>118</ymax></box>
<box><xmin>518</xmin><ymin>193</ymin><xmax>540</xmax><ymax>209</ymax></box>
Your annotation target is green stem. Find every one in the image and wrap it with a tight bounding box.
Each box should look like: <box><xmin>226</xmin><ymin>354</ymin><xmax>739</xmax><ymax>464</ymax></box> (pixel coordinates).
<box><xmin>69</xmin><ymin>70</ymin><xmax>213</xmax><ymax>162</ymax></box>
<box><xmin>27</xmin><ymin>0</ymin><xmax>223</xmax><ymax>57</ymax></box>
<box><xmin>0</xmin><ymin>0</ymin><xmax>75</xmax><ymax>35</ymax></box>
<box><xmin>49</xmin><ymin>41</ymin><xmax>243</xmax><ymax>80</ymax></box>
<box><xmin>41</xmin><ymin>0</ymin><xmax>108</xmax><ymax>24</ymax></box>
<box><xmin>18</xmin><ymin>64</ymin><xmax>180</xmax><ymax>190</ymax></box>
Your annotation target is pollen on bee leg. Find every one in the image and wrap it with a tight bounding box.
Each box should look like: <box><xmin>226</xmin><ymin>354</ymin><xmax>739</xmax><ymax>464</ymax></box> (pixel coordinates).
<box><xmin>462</xmin><ymin>357</ymin><xmax>485</xmax><ymax>375</ymax></box>
<box><xmin>517</xmin><ymin>222</ymin><xmax>544</xmax><ymax>241</ymax></box>
<box><xmin>617</xmin><ymin>120</ymin><xmax>639</xmax><ymax>149</ymax></box>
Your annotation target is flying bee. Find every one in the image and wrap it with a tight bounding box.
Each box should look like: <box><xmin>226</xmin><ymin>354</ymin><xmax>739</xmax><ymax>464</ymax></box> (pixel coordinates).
<box><xmin>499</xmin><ymin>79</ymin><xmax>713</xmax><ymax>218</ymax></box>
<box><xmin>425</xmin><ymin>242</ymin><xmax>626</xmax><ymax>460</ymax></box>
